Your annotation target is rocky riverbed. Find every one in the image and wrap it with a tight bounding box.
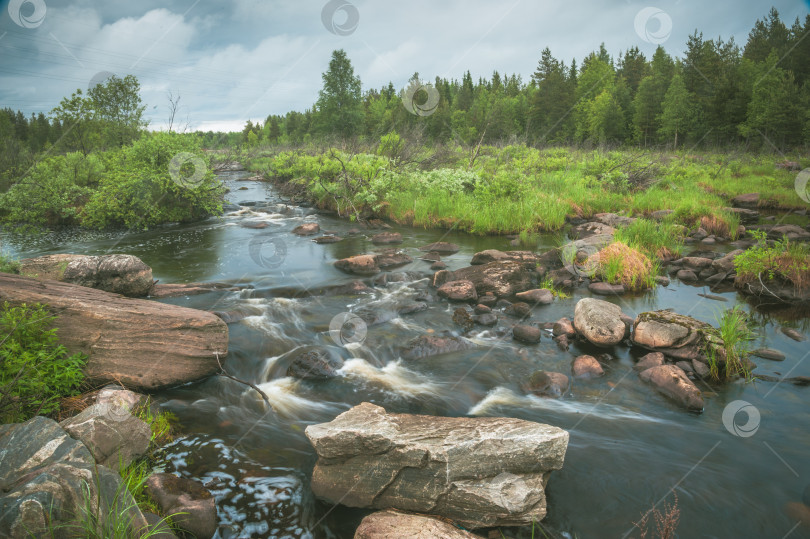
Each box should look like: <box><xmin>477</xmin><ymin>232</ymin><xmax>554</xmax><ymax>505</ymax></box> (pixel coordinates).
<box><xmin>1</xmin><ymin>171</ymin><xmax>808</xmax><ymax>538</ymax></box>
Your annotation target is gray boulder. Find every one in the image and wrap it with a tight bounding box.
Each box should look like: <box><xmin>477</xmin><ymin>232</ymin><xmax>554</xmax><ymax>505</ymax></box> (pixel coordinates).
<box><xmin>306</xmin><ymin>403</ymin><xmax>569</xmax><ymax>529</ymax></box>
<box><xmin>631</xmin><ymin>310</ymin><xmax>719</xmax><ymax>362</ymax></box>
<box><xmin>20</xmin><ymin>253</ymin><xmax>154</xmax><ymax>297</ymax></box>
<box><xmin>573</xmin><ymin>298</ymin><xmax>626</xmax><ymax>347</ymax></box>
<box><xmin>0</xmin><ymin>416</ymin><xmax>148</xmax><ymax>537</ymax></box>
<box><xmin>60</xmin><ymin>403</ymin><xmax>151</xmax><ymax>471</ymax></box>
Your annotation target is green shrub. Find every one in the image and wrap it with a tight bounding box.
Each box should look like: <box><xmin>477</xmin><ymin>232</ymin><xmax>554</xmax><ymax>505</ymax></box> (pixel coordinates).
<box><xmin>0</xmin><ymin>302</ymin><xmax>86</xmax><ymax>422</ymax></box>
<box><xmin>0</xmin><ymin>252</ymin><xmax>20</xmax><ymax>274</ymax></box>
<box><xmin>80</xmin><ymin>133</ymin><xmax>225</xmax><ymax>229</ymax></box>
<box><xmin>0</xmin><ymin>152</ymin><xmax>100</xmax><ymax>226</ymax></box>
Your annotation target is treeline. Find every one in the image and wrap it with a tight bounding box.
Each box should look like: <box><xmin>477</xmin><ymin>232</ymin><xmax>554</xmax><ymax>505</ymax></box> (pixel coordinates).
<box><xmin>240</xmin><ymin>7</ymin><xmax>810</xmax><ymax>151</ymax></box>
<box><xmin>0</xmin><ymin>75</ymin><xmax>146</xmax><ymax>189</ymax></box>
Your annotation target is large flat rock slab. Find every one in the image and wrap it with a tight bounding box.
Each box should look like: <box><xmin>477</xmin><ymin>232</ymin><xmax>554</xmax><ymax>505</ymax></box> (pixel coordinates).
<box><xmin>0</xmin><ymin>273</ymin><xmax>228</xmax><ymax>391</ymax></box>
<box><xmin>306</xmin><ymin>402</ymin><xmax>569</xmax><ymax>529</ymax></box>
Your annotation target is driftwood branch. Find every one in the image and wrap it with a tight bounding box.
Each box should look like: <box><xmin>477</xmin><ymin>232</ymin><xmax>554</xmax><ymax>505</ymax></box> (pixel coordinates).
<box><xmin>215</xmin><ymin>353</ymin><xmax>274</xmax><ymax>411</ymax></box>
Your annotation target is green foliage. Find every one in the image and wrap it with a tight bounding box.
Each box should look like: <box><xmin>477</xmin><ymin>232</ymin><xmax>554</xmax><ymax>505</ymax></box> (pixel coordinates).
<box><xmin>80</xmin><ymin>133</ymin><xmax>224</xmax><ymax>230</ymax></box>
<box><xmin>613</xmin><ymin>218</ymin><xmax>684</xmax><ymax>258</ymax></box>
<box><xmin>134</xmin><ymin>397</ymin><xmax>178</xmax><ymax>451</ymax></box>
<box><xmin>316</xmin><ymin>49</ymin><xmax>364</xmax><ymax>137</ymax></box>
<box><xmin>707</xmin><ymin>306</ymin><xmax>755</xmax><ymax>382</ymax></box>
<box><xmin>0</xmin><ymin>252</ymin><xmax>20</xmax><ymax>274</ymax></box>
<box><xmin>0</xmin><ymin>302</ymin><xmax>86</xmax><ymax>423</ymax></box>
<box><xmin>734</xmin><ymin>230</ymin><xmax>810</xmax><ymax>291</ymax></box>
<box><xmin>0</xmin><ymin>152</ymin><xmax>101</xmax><ymax>226</ymax></box>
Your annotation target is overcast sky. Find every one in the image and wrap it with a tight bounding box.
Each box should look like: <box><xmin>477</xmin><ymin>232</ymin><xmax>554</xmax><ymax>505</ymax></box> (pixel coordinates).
<box><xmin>1</xmin><ymin>0</ymin><xmax>808</xmax><ymax>132</ymax></box>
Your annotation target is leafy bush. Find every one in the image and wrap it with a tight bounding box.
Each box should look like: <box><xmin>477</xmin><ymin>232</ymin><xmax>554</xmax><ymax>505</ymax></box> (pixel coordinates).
<box><xmin>81</xmin><ymin>133</ymin><xmax>225</xmax><ymax>229</ymax></box>
<box><xmin>0</xmin><ymin>302</ymin><xmax>86</xmax><ymax>422</ymax></box>
<box><xmin>0</xmin><ymin>152</ymin><xmax>101</xmax><ymax>226</ymax></box>
<box><xmin>475</xmin><ymin>169</ymin><xmax>529</xmax><ymax>202</ymax></box>
<box><xmin>0</xmin><ymin>252</ymin><xmax>20</xmax><ymax>274</ymax></box>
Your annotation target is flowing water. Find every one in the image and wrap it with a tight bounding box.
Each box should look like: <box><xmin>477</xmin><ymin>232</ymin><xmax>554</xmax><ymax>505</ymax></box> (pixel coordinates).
<box><xmin>3</xmin><ymin>171</ymin><xmax>809</xmax><ymax>538</ymax></box>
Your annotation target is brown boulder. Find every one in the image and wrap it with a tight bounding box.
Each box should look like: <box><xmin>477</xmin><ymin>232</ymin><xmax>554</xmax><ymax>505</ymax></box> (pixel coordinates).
<box><xmin>470</xmin><ymin>250</ymin><xmax>539</xmax><ymax>268</ymax></box>
<box><xmin>639</xmin><ymin>365</ymin><xmax>705</xmax><ymax>412</ymax></box>
<box><xmin>306</xmin><ymin>403</ymin><xmax>569</xmax><ymax>529</ymax></box>
<box><xmin>371</xmin><ymin>232</ymin><xmax>403</xmax><ymax>244</ymax></box>
<box><xmin>145</xmin><ymin>473</ymin><xmax>217</xmax><ymax>539</ymax></box>
<box><xmin>355</xmin><ymin>510</ymin><xmax>479</xmax><ymax>538</ymax></box>
<box><xmin>20</xmin><ymin>253</ymin><xmax>153</xmax><ymax>297</ymax></box>
<box><xmin>419</xmin><ymin>242</ymin><xmax>459</xmax><ymax>253</ymax></box>
<box><xmin>515</xmin><ymin>289</ymin><xmax>553</xmax><ymax>305</ymax></box>
<box><xmin>553</xmin><ymin>317</ymin><xmax>575</xmax><ymax>337</ymax></box>
<box><xmin>401</xmin><ymin>334</ymin><xmax>477</xmax><ymax>360</ymax></box>
<box><xmin>437</xmin><ymin>280</ymin><xmax>478</xmax><ymax>302</ymax></box>
<box><xmin>572</xmin><ymin>355</ymin><xmax>604</xmax><ymax>379</ymax></box>
<box><xmin>292</xmin><ymin>222</ymin><xmax>320</xmax><ymax>236</ymax></box>
<box><xmin>334</xmin><ymin>255</ymin><xmax>380</xmax><ymax>275</ymax></box>
<box><xmin>435</xmin><ymin>261</ymin><xmax>533</xmax><ymax>298</ymax></box>
<box><xmin>513</xmin><ymin>324</ymin><xmax>542</xmax><ymax>344</ymax></box>
<box><xmin>732</xmin><ymin>193</ymin><xmax>759</xmax><ymax>208</ymax></box>
<box><xmin>0</xmin><ymin>273</ymin><xmax>227</xmax><ymax>391</ymax></box>
<box><xmin>633</xmin><ymin>352</ymin><xmax>665</xmax><ymax>371</ymax></box>
<box><xmin>374</xmin><ymin>250</ymin><xmax>413</xmax><ymax>269</ymax></box>
<box><xmin>588</xmin><ymin>282</ymin><xmax>625</xmax><ymax>295</ymax></box>
<box><xmin>527</xmin><ymin>371</ymin><xmax>570</xmax><ymax>398</ymax></box>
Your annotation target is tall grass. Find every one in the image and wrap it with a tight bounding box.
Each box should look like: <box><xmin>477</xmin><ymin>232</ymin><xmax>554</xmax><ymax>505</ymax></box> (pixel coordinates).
<box><xmin>613</xmin><ymin>218</ymin><xmax>684</xmax><ymax>259</ymax></box>
<box><xmin>592</xmin><ymin>241</ymin><xmax>659</xmax><ymax>291</ymax></box>
<box><xmin>53</xmin><ymin>474</ymin><xmax>178</xmax><ymax>539</ymax></box>
<box><xmin>707</xmin><ymin>306</ymin><xmax>755</xmax><ymax>381</ymax></box>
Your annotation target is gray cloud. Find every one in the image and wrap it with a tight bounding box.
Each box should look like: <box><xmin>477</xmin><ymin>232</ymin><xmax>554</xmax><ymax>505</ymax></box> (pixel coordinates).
<box><xmin>1</xmin><ymin>0</ymin><xmax>807</xmax><ymax>131</ymax></box>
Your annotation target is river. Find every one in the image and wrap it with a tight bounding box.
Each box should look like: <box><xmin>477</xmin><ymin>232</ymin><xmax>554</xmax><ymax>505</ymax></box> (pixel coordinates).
<box><xmin>2</xmin><ymin>170</ymin><xmax>809</xmax><ymax>538</ymax></box>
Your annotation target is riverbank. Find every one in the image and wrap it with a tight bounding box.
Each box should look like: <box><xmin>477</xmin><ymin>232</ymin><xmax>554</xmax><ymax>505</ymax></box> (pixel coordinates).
<box><xmin>243</xmin><ymin>144</ymin><xmax>808</xmax><ymax>236</ymax></box>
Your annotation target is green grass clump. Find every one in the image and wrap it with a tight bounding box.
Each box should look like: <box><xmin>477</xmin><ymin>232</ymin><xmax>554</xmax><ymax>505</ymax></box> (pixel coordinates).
<box><xmin>0</xmin><ymin>302</ymin><xmax>86</xmax><ymax>423</ymax></box>
<box><xmin>591</xmin><ymin>241</ymin><xmax>660</xmax><ymax>291</ymax></box>
<box><xmin>538</xmin><ymin>276</ymin><xmax>571</xmax><ymax>299</ymax></box>
<box><xmin>734</xmin><ymin>231</ymin><xmax>810</xmax><ymax>293</ymax></box>
<box><xmin>613</xmin><ymin>218</ymin><xmax>684</xmax><ymax>259</ymax></box>
<box><xmin>56</xmin><ymin>474</ymin><xmax>178</xmax><ymax>539</ymax></box>
<box><xmin>707</xmin><ymin>306</ymin><xmax>755</xmax><ymax>382</ymax></box>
